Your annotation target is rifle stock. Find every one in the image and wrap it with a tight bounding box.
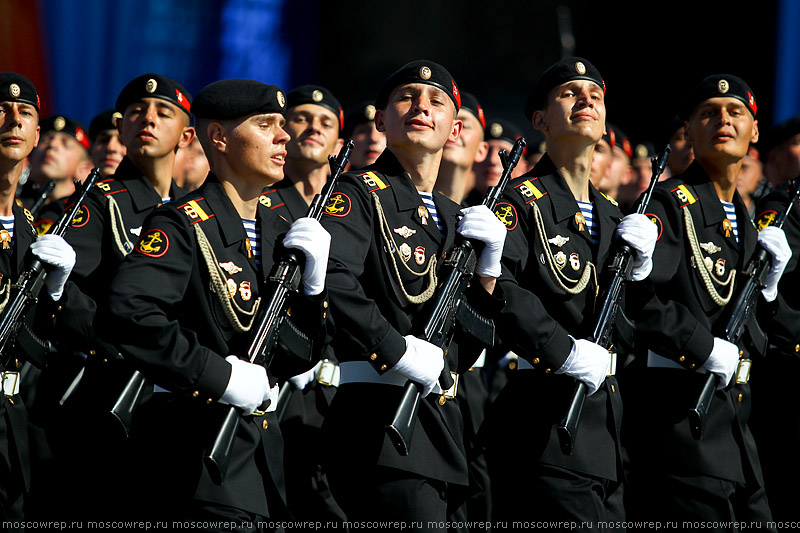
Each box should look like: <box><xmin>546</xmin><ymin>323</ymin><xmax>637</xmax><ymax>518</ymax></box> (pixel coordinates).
<box><xmin>385</xmin><ymin>137</ymin><xmax>526</xmax><ymax>456</ymax></box>
<box><xmin>204</xmin><ymin>140</ymin><xmax>354</xmax><ymax>485</ymax></box>
<box><xmin>688</xmin><ymin>176</ymin><xmax>800</xmax><ymax>440</ymax></box>
<box><xmin>556</xmin><ymin>145</ymin><xmax>670</xmax><ymax>455</ymax></box>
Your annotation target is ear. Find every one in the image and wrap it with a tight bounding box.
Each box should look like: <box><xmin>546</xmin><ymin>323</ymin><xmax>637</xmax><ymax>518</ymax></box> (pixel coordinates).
<box><xmin>374</xmin><ymin>109</ymin><xmax>386</xmax><ymax>133</ymax></box>
<box><xmin>207</xmin><ymin>122</ymin><xmax>227</xmax><ymax>154</ymax></box>
<box><xmin>474</xmin><ymin>140</ymin><xmax>489</xmax><ymax>164</ymax></box>
<box><xmin>177</xmin><ymin>126</ymin><xmax>196</xmax><ymax>149</ymax></box>
<box><xmin>751</xmin><ymin>119</ymin><xmax>759</xmax><ymax>144</ymax></box>
<box><xmin>448</xmin><ymin>118</ymin><xmax>463</xmax><ymax>144</ymax></box>
<box><xmin>33</xmin><ymin>125</ymin><xmax>40</xmax><ymax>149</ymax></box>
<box><xmin>532</xmin><ymin>110</ymin><xmax>547</xmax><ymax>132</ymax></box>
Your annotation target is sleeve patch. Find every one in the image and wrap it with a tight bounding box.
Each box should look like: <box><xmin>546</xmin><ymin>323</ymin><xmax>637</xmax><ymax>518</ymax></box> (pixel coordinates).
<box><xmin>136</xmin><ymin>228</ymin><xmax>170</xmax><ymax>257</ymax></box>
<box><xmin>323</xmin><ymin>192</ymin><xmax>351</xmax><ymax>217</ymax></box>
<box><xmin>70</xmin><ymin>205</ymin><xmax>90</xmax><ymax>228</ymax></box>
<box><xmin>35</xmin><ymin>219</ymin><xmax>53</xmax><ymax>236</ymax></box>
<box><xmin>756</xmin><ymin>210</ymin><xmax>778</xmax><ymax>230</ymax></box>
<box><xmin>645</xmin><ymin>212</ymin><xmax>663</xmax><ymax>241</ymax></box>
<box><xmin>494</xmin><ymin>202</ymin><xmax>518</xmax><ymax>231</ymax></box>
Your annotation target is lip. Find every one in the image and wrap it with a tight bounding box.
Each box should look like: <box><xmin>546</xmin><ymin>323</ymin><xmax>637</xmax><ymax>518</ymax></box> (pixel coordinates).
<box><xmin>136</xmin><ymin>130</ymin><xmax>156</xmax><ymax>141</ymax></box>
<box><xmin>571</xmin><ymin>112</ymin><xmax>595</xmax><ymax>121</ymax></box>
<box><xmin>300</xmin><ymin>136</ymin><xmax>324</xmax><ymax>147</ymax></box>
<box><xmin>270</xmin><ymin>151</ymin><xmax>287</xmax><ymax>165</ymax></box>
<box><xmin>406</xmin><ymin>118</ymin><xmax>432</xmax><ymax>130</ymax></box>
<box><xmin>1</xmin><ymin>136</ymin><xmax>24</xmax><ymax>145</ymax></box>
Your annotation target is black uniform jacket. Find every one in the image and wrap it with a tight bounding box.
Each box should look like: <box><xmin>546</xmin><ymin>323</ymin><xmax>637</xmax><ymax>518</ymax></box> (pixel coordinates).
<box><xmin>320</xmin><ymin>150</ymin><xmax>501</xmax><ymax>485</ymax></box>
<box><xmin>45</xmin><ymin>157</ymin><xmax>186</xmax><ymax>352</ymax></box>
<box><xmin>624</xmin><ymin>161</ymin><xmax>763</xmax><ymax>484</ymax></box>
<box><xmin>259</xmin><ymin>176</ymin><xmax>309</xmax><ymax>222</ymax></box>
<box><xmin>482</xmin><ymin>154</ymin><xmax>625</xmax><ymax>482</ymax></box>
<box><xmin>107</xmin><ymin>174</ymin><xmax>330</xmax><ymax>517</ymax></box>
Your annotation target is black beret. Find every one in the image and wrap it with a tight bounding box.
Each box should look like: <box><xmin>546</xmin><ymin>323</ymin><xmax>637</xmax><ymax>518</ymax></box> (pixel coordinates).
<box><xmin>459</xmin><ymin>91</ymin><xmax>486</xmax><ymax>129</ymax></box>
<box><xmin>0</xmin><ymin>72</ymin><xmax>40</xmax><ymax>111</ymax></box>
<box><xmin>89</xmin><ymin>108</ymin><xmax>123</xmax><ymax>142</ymax></box>
<box><xmin>116</xmin><ymin>73</ymin><xmax>192</xmax><ymax>117</ymax></box>
<box><xmin>632</xmin><ymin>141</ymin><xmax>656</xmax><ymax>159</ymax></box>
<box><xmin>485</xmin><ymin>119</ymin><xmax>524</xmax><ymax>145</ymax></box>
<box><xmin>342</xmin><ymin>100</ymin><xmax>377</xmax><ymax>138</ymax></box>
<box><xmin>40</xmin><ymin>115</ymin><xmax>90</xmax><ymax>149</ymax></box>
<box><xmin>192</xmin><ymin>79</ymin><xmax>286</xmax><ymax>120</ymax></box>
<box><xmin>375</xmin><ymin>60</ymin><xmax>461</xmax><ymax>112</ymax></box>
<box><xmin>287</xmin><ymin>85</ymin><xmax>343</xmax><ymax>131</ymax></box>
<box><xmin>680</xmin><ymin>74</ymin><xmax>757</xmax><ymax>120</ymax></box>
<box><xmin>607</xmin><ymin>122</ymin><xmax>632</xmax><ymax>157</ymax></box>
<box><xmin>761</xmin><ymin>115</ymin><xmax>800</xmax><ymax>154</ymax></box>
<box><xmin>524</xmin><ymin>57</ymin><xmax>604</xmax><ymax>121</ymax></box>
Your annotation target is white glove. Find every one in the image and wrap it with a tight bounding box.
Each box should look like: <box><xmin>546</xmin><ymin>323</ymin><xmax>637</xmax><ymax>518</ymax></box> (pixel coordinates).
<box><xmin>30</xmin><ymin>234</ymin><xmax>76</xmax><ymax>301</ymax></box>
<box><xmin>703</xmin><ymin>337</ymin><xmax>740</xmax><ymax>389</ymax></box>
<box><xmin>555</xmin><ymin>338</ymin><xmax>610</xmax><ymax>395</ymax></box>
<box><xmin>614</xmin><ymin>213</ymin><xmax>658</xmax><ymax>281</ymax></box>
<box><xmin>757</xmin><ymin>226</ymin><xmax>791</xmax><ymax>302</ymax></box>
<box><xmin>288</xmin><ymin>361</ymin><xmax>320</xmax><ymax>391</ymax></box>
<box><xmin>220</xmin><ymin>355</ymin><xmax>271</xmax><ymax>414</ymax></box>
<box><xmin>282</xmin><ymin>217</ymin><xmax>331</xmax><ymax>296</ymax></box>
<box><xmin>392</xmin><ymin>335</ymin><xmax>445</xmax><ymax>397</ymax></box>
<box><xmin>457</xmin><ymin>205</ymin><xmax>507</xmax><ymax>278</ymax></box>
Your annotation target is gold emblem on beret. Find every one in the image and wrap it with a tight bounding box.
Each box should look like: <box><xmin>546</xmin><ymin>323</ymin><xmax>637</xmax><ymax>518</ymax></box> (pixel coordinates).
<box><xmin>145</xmin><ymin>78</ymin><xmax>158</xmax><ymax>94</ymax></box>
<box><xmin>277</xmin><ymin>90</ymin><xmax>286</xmax><ymax>108</ymax></box>
<box><xmin>635</xmin><ymin>144</ymin><xmax>648</xmax><ymax>158</ymax></box>
<box><xmin>8</xmin><ymin>83</ymin><xmax>20</xmax><ymax>98</ymax></box>
<box><xmin>717</xmin><ymin>79</ymin><xmax>729</xmax><ymax>94</ymax></box>
<box><xmin>364</xmin><ymin>104</ymin><xmax>376</xmax><ymax>121</ymax></box>
<box><xmin>490</xmin><ymin>123</ymin><xmax>503</xmax><ymax>138</ymax></box>
<box><xmin>312</xmin><ymin>89</ymin><xmax>324</xmax><ymax>102</ymax></box>
<box><xmin>112</xmin><ymin>111</ymin><xmax>122</xmax><ymax>125</ymax></box>
<box><xmin>575</xmin><ymin>61</ymin><xmax>587</xmax><ymax>75</ymax></box>
<box><xmin>419</xmin><ymin>66</ymin><xmax>432</xmax><ymax>80</ymax></box>
<box><xmin>54</xmin><ymin>116</ymin><xmax>66</xmax><ymax>131</ymax></box>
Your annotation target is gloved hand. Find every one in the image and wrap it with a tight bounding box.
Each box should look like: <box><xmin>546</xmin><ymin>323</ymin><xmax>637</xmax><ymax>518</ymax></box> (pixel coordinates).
<box><xmin>703</xmin><ymin>337</ymin><xmax>740</xmax><ymax>389</ymax></box>
<box><xmin>288</xmin><ymin>361</ymin><xmax>320</xmax><ymax>390</ymax></box>
<box><xmin>614</xmin><ymin>213</ymin><xmax>658</xmax><ymax>281</ymax></box>
<box><xmin>757</xmin><ymin>226</ymin><xmax>791</xmax><ymax>302</ymax></box>
<box><xmin>283</xmin><ymin>217</ymin><xmax>331</xmax><ymax>296</ymax></box>
<box><xmin>555</xmin><ymin>338</ymin><xmax>610</xmax><ymax>395</ymax></box>
<box><xmin>392</xmin><ymin>335</ymin><xmax>445</xmax><ymax>397</ymax></box>
<box><xmin>220</xmin><ymin>355</ymin><xmax>271</xmax><ymax>414</ymax></box>
<box><xmin>457</xmin><ymin>205</ymin><xmax>507</xmax><ymax>278</ymax></box>
<box><xmin>30</xmin><ymin>234</ymin><xmax>76</xmax><ymax>300</ymax></box>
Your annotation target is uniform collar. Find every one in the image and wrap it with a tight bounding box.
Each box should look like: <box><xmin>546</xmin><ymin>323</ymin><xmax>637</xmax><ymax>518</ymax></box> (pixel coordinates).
<box><xmin>113</xmin><ymin>157</ymin><xmax>186</xmax><ymax>212</ymax></box>
<box><xmin>199</xmin><ymin>174</ymin><xmax>250</xmax><ymax>250</ymax></box>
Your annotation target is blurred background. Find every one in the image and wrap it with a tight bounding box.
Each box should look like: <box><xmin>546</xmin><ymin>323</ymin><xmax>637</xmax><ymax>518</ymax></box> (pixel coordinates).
<box><xmin>0</xmin><ymin>0</ymin><xmax>796</xmax><ymax>148</ymax></box>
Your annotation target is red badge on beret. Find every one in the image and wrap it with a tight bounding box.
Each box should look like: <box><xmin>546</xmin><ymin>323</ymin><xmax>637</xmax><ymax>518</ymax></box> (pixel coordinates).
<box><xmin>175</xmin><ymin>89</ymin><xmax>191</xmax><ymax>113</ymax></box>
<box><xmin>748</xmin><ymin>92</ymin><xmax>757</xmax><ymax>115</ymax></box>
<box><xmin>452</xmin><ymin>81</ymin><xmax>461</xmax><ymax>109</ymax></box>
<box><xmin>75</xmin><ymin>127</ymin><xmax>90</xmax><ymax>149</ymax></box>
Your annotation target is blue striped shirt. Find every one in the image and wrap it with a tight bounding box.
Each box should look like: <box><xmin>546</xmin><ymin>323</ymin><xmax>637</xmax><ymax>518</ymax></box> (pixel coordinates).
<box><xmin>417</xmin><ymin>192</ymin><xmax>443</xmax><ymax>233</ymax></box>
<box><xmin>241</xmin><ymin>218</ymin><xmax>261</xmax><ymax>264</ymax></box>
<box><xmin>577</xmin><ymin>201</ymin><xmax>599</xmax><ymax>245</ymax></box>
<box><xmin>720</xmin><ymin>200</ymin><xmax>739</xmax><ymax>243</ymax></box>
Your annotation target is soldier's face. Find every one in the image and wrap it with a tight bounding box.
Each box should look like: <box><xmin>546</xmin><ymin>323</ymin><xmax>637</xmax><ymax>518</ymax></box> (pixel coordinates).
<box><xmin>685</xmin><ymin>98</ymin><xmax>758</xmax><ymax>164</ymax></box>
<box><xmin>376</xmin><ymin>83</ymin><xmax>461</xmax><ymax>154</ymax></box>
<box><xmin>285</xmin><ymin>104</ymin><xmax>341</xmax><ymax>165</ymax></box>
<box><xmin>668</xmin><ymin>126</ymin><xmax>694</xmax><ymax>174</ymax></box>
<box><xmin>443</xmin><ymin>110</ymin><xmax>487</xmax><ymax>169</ymax></box>
<box><xmin>349</xmin><ymin>121</ymin><xmax>386</xmax><ymax>169</ymax></box>
<box><xmin>119</xmin><ymin>98</ymin><xmax>192</xmax><ymax>161</ymax></box>
<box><xmin>589</xmin><ymin>138</ymin><xmax>612</xmax><ymax>187</ymax></box>
<box><xmin>224</xmin><ymin>112</ymin><xmax>290</xmax><ymax>186</ymax></box>
<box><xmin>536</xmin><ymin>80</ymin><xmax>606</xmax><ymax>144</ymax></box>
<box><xmin>473</xmin><ymin>139</ymin><xmax>514</xmax><ymax>194</ymax></box>
<box><xmin>91</xmin><ymin>129</ymin><xmax>126</xmax><ymax>178</ymax></box>
<box><xmin>0</xmin><ymin>101</ymin><xmax>39</xmax><ymax>164</ymax></box>
<box><xmin>31</xmin><ymin>131</ymin><xmax>86</xmax><ymax>181</ymax></box>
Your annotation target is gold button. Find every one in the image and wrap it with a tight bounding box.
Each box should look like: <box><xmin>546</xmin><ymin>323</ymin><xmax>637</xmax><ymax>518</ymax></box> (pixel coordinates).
<box><xmin>532</xmin><ymin>357</ymin><xmax>540</xmax><ymax>364</ymax></box>
<box><xmin>102</xmin><ymin>358</ymin><xmax>108</xmax><ymax>364</ymax></box>
<box><xmin>286</xmin><ymin>308</ymin><xmax>292</xmax><ymax>317</ymax></box>
<box><xmin>739</xmin><ymin>350</ymin><xmax>744</xmax><ymax>357</ymax></box>
<box><xmin>207</xmin><ymin>398</ymin><xmax>213</xmax><ymax>404</ymax></box>
<box><xmin>57</xmin><ymin>305</ymin><xmax>63</xmax><ymax>312</ymax></box>
<box><xmin>89</xmin><ymin>350</ymin><xmax>96</xmax><ymax>356</ymax></box>
<box><xmin>380</xmin><ymin>364</ymin><xmax>387</xmax><ymax>371</ymax></box>
<box><xmin>610</xmin><ymin>384</ymin><xmax>616</xmax><ymax>393</ymax></box>
<box><xmin>192</xmin><ymin>390</ymin><xmax>199</xmax><ymax>398</ymax></box>
<box><xmin>438</xmin><ymin>395</ymin><xmax>446</xmax><ymax>405</ymax></box>
<box><xmin>369</xmin><ymin>353</ymin><xmax>377</xmax><ymax>361</ymax></box>
<box><xmin>50</xmin><ymin>314</ymin><xmax>56</xmax><ymax>320</ymax></box>
<box><xmin>262</xmin><ymin>419</ymin><xmax>269</xmax><ymax>430</ymax></box>
<box><xmin>678</xmin><ymin>355</ymin><xmax>686</xmax><ymax>362</ymax></box>
<box><xmin>795</xmin><ymin>344</ymin><xmax>800</xmax><ymax>353</ymax></box>
<box><xmin>508</xmin><ymin>362</ymin><xmax>517</xmax><ymax>370</ymax></box>
<box><xmin>545</xmin><ymin>368</ymin><xmax>552</xmax><ymax>374</ymax></box>
<box><xmin>689</xmin><ymin>363</ymin><xmax>696</xmax><ymax>369</ymax></box>
<box><xmin>14</xmin><ymin>359</ymin><xmax>19</xmax><ymax>368</ymax></box>
<box><xmin>738</xmin><ymin>394</ymin><xmax>743</xmax><ymax>403</ymax></box>
<box><xmin>323</xmin><ymin>301</ymin><xmax>329</xmax><ymax>309</ymax></box>
<box><xmin>322</xmin><ymin>312</ymin><xmax>327</xmax><ymax>319</ymax></box>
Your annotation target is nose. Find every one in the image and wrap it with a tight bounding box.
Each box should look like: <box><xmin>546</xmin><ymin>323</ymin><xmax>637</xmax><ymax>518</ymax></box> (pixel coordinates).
<box><xmin>276</xmin><ymin>125</ymin><xmax>291</xmax><ymax>144</ymax></box>
<box><xmin>142</xmin><ymin>103</ymin><xmax>157</xmax><ymax>124</ymax></box>
<box><xmin>576</xmin><ymin>87</ymin><xmax>593</xmax><ymax>108</ymax></box>
<box><xmin>108</xmin><ymin>134</ymin><xmax>125</xmax><ymax>153</ymax></box>
<box><xmin>717</xmin><ymin>108</ymin><xmax>732</xmax><ymax>125</ymax></box>
<box><xmin>413</xmin><ymin>94</ymin><xmax>431</xmax><ymax>115</ymax></box>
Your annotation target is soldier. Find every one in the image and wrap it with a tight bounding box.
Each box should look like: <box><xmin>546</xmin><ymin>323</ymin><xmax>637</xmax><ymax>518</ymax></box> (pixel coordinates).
<box><xmin>172</xmin><ymin>136</ymin><xmax>209</xmax><ymax>192</ymax></box>
<box><xmin>343</xmin><ymin>100</ymin><xmax>386</xmax><ymax>170</ymax></box>
<box><xmin>623</xmin><ymin>74</ymin><xmax>789</xmax><ymax>522</ymax></box>
<box><xmin>320</xmin><ymin>60</ymin><xmax>506</xmax><ymax>526</ymax></box>
<box><xmin>466</xmin><ymin>118</ymin><xmax>526</xmax><ymax>205</ymax></box>
<box><xmin>0</xmin><ymin>73</ymin><xmax>76</xmax><ymax>524</ymax></box>
<box><xmin>107</xmin><ymin>78</ymin><xmax>331</xmax><ymax>527</ymax></box>
<box><xmin>599</xmin><ymin>123</ymin><xmax>634</xmax><ymax>201</ymax></box>
<box><xmin>88</xmin><ymin>108</ymin><xmax>126</xmax><ymax>179</ymax></box>
<box><xmin>665</xmin><ymin>113</ymin><xmax>694</xmax><ymax>177</ymax></box>
<box><xmin>481</xmin><ymin>57</ymin><xmax>656</xmax><ymax>524</ymax></box>
<box><xmin>588</xmin><ymin>127</ymin><xmax>615</xmax><ymax>192</ymax></box>
<box><xmin>762</xmin><ymin>115</ymin><xmax>800</xmax><ymax>192</ymax></box>
<box><xmin>437</xmin><ymin>91</ymin><xmax>488</xmax><ymax>206</ymax></box>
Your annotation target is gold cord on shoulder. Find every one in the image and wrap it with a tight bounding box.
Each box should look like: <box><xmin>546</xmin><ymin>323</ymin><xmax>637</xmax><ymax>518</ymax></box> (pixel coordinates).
<box><xmin>107</xmin><ymin>196</ymin><xmax>134</xmax><ymax>256</ymax></box>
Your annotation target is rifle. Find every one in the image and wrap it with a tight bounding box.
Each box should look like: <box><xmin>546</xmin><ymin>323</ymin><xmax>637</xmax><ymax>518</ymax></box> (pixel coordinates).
<box><xmin>556</xmin><ymin>146</ymin><xmax>671</xmax><ymax>455</ymax></box>
<box><xmin>0</xmin><ymin>169</ymin><xmax>100</xmax><ymax>366</ymax></box>
<box><xmin>386</xmin><ymin>137</ymin><xmax>526</xmax><ymax>456</ymax></box>
<box><xmin>688</xmin><ymin>176</ymin><xmax>800</xmax><ymax>440</ymax></box>
<box><xmin>29</xmin><ymin>180</ymin><xmax>56</xmax><ymax>219</ymax></box>
<box><xmin>204</xmin><ymin>139</ymin><xmax>354</xmax><ymax>485</ymax></box>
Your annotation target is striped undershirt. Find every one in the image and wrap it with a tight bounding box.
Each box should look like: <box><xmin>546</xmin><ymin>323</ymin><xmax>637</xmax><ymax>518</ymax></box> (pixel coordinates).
<box><xmin>417</xmin><ymin>191</ymin><xmax>443</xmax><ymax>233</ymax></box>
<box><xmin>241</xmin><ymin>218</ymin><xmax>261</xmax><ymax>264</ymax></box>
<box><xmin>0</xmin><ymin>215</ymin><xmax>14</xmax><ymax>245</ymax></box>
<box><xmin>720</xmin><ymin>200</ymin><xmax>739</xmax><ymax>243</ymax></box>
<box><xmin>576</xmin><ymin>201</ymin><xmax>599</xmax><ymax>245</ymax></box>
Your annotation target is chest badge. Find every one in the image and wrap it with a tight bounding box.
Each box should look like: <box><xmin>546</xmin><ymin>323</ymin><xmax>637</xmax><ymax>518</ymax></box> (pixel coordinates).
<box><xmin>0</xmin><ymin>230</ymin><xmax>10</xmax><ymax>249</ymax></box>
<box><xmin>569</xmin><ymin>252</ymin><xmax>581</xmax><ymax>271</ymax></box>
<box><xmin>574</xmin><ymin>212</ymin><xmax>586</xmax><ymax>232</ymax></box>
<box><xmin>239</xmin><ymin>281</ymin><xmax>252</xmax><ymax>301</ymax></box>
<box><xmin>548</xmin><ymin>235</ymin><xmax>570</xmax><ymax>248</ymax></box>
<box><xmin>418</xmin><ymin>206</ymin><xmax>429</xmax><ymax>225</ymax></box>
<box><xmin>414</xmin><ymin>246</ymin><xmax>426</xmax><ymax>265</ymax></box>
<box><xmin>715</xmin><ymin>258</ymin><xmax>726</xmax><ymax>277</ymax></box>
<box><xmin>394</xmin><ymin>226</ymin><xmax>416</xmax><ymax>238</ymax></box>
<box><xmin>704</xmin><ymin>256</ymin><xmax>714</xmax><ymax>272</ymax></box>
<box><xmin>220</xmin><ymin>261</ymin><xmax>243</xmax><ymax>275</ymax></box>
<box><xmin>554</xmin><ymin>251</ymin><xmax>567</xmax><ymax>269</ymax></box>
<box><xmin>722</xmin><ymin>218</ymin><xmax>732</xmax><ymax>238</ymax></box>
<box><xmin>399</xmin><ymin>242</ymin><xmax>412</xmax><ymax>262</ymax></box>
<box><xmin>245</xmin><ymin>239</ymin><xmax>253</xmax><ymax>259</ymax></box>
<box><xmin>227</xmin><ymin>278</ymin><xmax>237</xmax><ymax>297</ymax></box>
<box><xmin>699</xmin><ymin>241</ymin><xmax>721</xmax><ymax>255</ymax></box>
